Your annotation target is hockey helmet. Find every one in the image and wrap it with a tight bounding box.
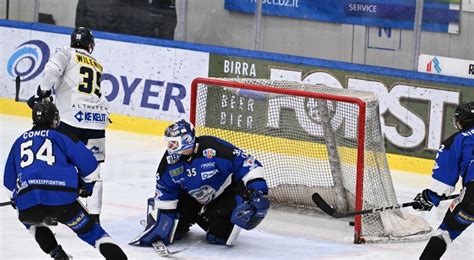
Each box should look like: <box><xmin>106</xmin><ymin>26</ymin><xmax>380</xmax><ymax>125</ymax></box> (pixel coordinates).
<box><xmin>70</xmin><ymin>27</ymin><xmax>95</xmax><ymax>53</ymax></box>
<box><xmin>453</xmin><ymin>102</ymin><xmax>474</xmax><ymax>131</ymax></box>
<box><xmin>453</xmin><ymin>101</ymin><xmax>474</xmax><ymax>130</ymax></box>
<box><xmin>32</xmin><ymin>100</ymin><xmax>60</xmax><ymax>128</ymax></box>
<box><xmin>164</xmin><ymin>119</ymin><xmax>195</xmax><ymax>155</ymax></box>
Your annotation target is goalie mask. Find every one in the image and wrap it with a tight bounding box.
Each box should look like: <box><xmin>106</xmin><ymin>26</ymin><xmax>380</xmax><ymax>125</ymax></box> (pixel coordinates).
<box><xmin>164</xmin><ymin>119</ymin><xmax>195</xmax><ymax>156</ymax></box>
<box><xmin>32</xmin><ymin>100</ymin><xmax>60</xmax><ymax>128</ymax></box>
<box><xmin>70</xmin><ymin>27</ymin><xmax>95</xmax><ymax>54</ymax></box>
<box><xmin>453</xmin><ymin>102</ymin><xmax>474</xmax><ymax>131</ymax></box>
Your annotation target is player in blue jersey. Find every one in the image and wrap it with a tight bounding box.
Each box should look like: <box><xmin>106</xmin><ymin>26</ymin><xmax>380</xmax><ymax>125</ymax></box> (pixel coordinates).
<box><xmin>3</xmin><ymin>100</ymin><xmax>126</xmax><ymax>260</ymax></box>
<box><xmin>413</xmin><ymin>102</ymin><xmax>474</xmax><ymax>260</ymax></box>
<box><xmin>130</xmin><ymin>119</ymin><xmax>270</xmax><ymax>247</ymax></box>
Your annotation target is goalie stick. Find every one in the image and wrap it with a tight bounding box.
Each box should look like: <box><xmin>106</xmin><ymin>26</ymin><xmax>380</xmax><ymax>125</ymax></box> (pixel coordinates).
<box><xmin>311</xmin><ymin>192</ymin><xmax>459</xmax><ymax>219</ymax></box>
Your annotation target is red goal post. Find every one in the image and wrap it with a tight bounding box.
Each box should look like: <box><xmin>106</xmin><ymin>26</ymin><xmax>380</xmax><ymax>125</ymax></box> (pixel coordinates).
<box><xmin>190</xmin><ymin>77</ymin><xmax>432</xmax><ymax>243</ymax></box>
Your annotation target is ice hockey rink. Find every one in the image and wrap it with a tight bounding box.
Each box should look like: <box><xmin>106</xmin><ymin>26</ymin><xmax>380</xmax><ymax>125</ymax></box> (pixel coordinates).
<box><xmin>1</xmin><ymin>114</ymin><xmax>473</xmax><ymax>260</ymax></box>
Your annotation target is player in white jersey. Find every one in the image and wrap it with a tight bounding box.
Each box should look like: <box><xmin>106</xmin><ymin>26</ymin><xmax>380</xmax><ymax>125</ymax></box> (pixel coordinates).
<box><xmin>27</xmin><ymin>27</ymin><xmax>109</xmax><ymax>223</ymax></box>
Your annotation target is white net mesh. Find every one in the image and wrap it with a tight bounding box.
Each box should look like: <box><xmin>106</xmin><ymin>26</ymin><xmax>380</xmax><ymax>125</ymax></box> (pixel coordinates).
<box><xmin>192</xmin><ymin>78</ymin><xmax>432</xmax><ymax>243</ymax></box>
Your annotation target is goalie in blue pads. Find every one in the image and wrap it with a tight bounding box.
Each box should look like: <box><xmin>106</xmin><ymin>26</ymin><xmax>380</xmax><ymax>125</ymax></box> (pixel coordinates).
<box><xmin>130</xmin><ymin>119</ymin><xmax>270</xmax><ymax>247</ymax></box>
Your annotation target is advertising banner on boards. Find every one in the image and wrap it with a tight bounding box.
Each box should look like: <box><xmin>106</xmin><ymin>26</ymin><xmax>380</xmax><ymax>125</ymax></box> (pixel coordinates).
<box><xmin>0</xmin><ymin>26</ymin><xmax>210</xmax><ymax>122</ymax></box>
<box><xmin>418</xmin><ymin>54</ymin><xmax>474</xmax><ymax>79</ymax></box>
<box><xmin>208</xmin><ymin>55</ymin><xmax>473</xmax><ymax>160</ymax></box>
<box><xmin>224</xmin><ymin>0</ymin><xmax>460</xmax><ymax>33</ymax></box>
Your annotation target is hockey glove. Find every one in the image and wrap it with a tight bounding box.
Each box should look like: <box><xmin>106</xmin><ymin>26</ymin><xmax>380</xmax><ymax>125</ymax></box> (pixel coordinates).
<box><xmin>231</xmin><ymin>189</ymin><xmax>270</xmax><ymax>230</ymax></box>
<box><xmin>27</xmin><ymin>86</ymin><xmax>52</xmax><ymax>109</ymax></box>
<box><xmin>78</xmin><ymin>181</ymin><xmax>95</xmax><ymax>198</ymax></box>
<box><xmin>413</xmin><ymin>189</ymin><xmax>442</xmax><ymax>211</ymax></box>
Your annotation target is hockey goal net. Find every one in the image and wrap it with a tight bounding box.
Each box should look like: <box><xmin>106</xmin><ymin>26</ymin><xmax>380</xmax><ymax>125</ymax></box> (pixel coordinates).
<box><xmin>190</xmin><ymin>77</ymin><xmax>432</xmax><ymax>243</ymax></box>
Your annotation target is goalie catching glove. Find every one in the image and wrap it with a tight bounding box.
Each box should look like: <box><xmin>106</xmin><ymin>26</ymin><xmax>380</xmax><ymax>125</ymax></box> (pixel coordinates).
<box><xmin>231</xmin><ymin>179</ymin><xmax>270</xmax><ymax>230</ymax></box>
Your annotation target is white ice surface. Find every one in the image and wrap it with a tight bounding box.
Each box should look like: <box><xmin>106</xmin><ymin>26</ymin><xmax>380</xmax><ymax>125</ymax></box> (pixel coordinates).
<box><xmin>1</xmin><ymin>114</ymin><xmax>473</xmax><ymax>260</ymax></box>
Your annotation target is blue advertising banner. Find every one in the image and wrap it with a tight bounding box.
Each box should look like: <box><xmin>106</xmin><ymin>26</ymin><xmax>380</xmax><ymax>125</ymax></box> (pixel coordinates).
<box><xmin>224</xmin><ymin>0</ymin><xmax>460</xmax><ymax>33</ymax></box>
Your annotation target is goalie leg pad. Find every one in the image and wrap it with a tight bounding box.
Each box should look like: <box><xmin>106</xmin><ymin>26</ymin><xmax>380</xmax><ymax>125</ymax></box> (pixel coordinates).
<box><xmin>130</xmin><ymin>210</ymin><xmax>178</xmax><ymax>246</ymax></box>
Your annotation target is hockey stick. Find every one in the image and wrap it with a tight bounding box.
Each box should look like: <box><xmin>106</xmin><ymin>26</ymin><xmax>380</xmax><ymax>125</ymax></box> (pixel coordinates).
<box><xmin>0</xmin><ymin>201</ymin><xmax>11</xmax><ymax>207</ymax></box>
<box><xmin>311</xmin><ymin>192</ymin><xmax>459</xmax><ymax>219</ymax></box>
<box><xmin>15</xmin><ymin>75</ymin><xmax>21</xmax><ymax>102</ymax></box>
<box><xmin>14</xmin><ymin>76</ymin><xmax>28</xmax><ymax>103</ymax></box>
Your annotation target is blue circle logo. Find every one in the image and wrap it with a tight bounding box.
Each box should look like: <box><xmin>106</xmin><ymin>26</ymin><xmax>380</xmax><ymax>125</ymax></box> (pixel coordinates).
<box><xmin>7</xmin><ymin>40</ymin><xmax>50</xmax><ymax>82</ymax></box>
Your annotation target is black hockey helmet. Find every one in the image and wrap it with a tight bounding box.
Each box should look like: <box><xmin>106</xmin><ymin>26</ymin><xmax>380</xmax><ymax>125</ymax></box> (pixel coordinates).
<box><xmin>453</xmin><ymin>101</ymin><xmax>474</xmax><ymax>131</ymax></box>
<box><xmin>32</xmin><ymin>100</ymin><xmax>60</xmax><ymax>128</ymax></box>
<box><xmin>70</xmin><ymin>27</ymin><xmax>95</xmax><ymax>53</ymax></box>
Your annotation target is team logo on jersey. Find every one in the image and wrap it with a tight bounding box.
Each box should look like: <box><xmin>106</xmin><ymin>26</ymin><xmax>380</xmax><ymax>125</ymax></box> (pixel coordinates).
<box><xmin>243</xmin><ymin>156</ymin><xmax>257</xmax><ymax>168</ymax></box>
<box><xmin>203</xmin><ymin>148</ymin><xmax>216</xmax><ymax>159</ymax></box>
<box><xmin>74</xmin><ymin>111</ymin><xmax>107</xmax><ymax>123</ymax></box>
<box><xmin>201</xmin><ymin>169</ymin><xmax>218</xmax><ymax>180</ymax></box>
<box><xmin>16</xmin><ymin>173</ymin><xmax>28</xmax><ymax>193</ymax></box>
<box><xmin>170</xmin><ymin>166</ymin><xmax>184</xmax><ymax>177</ymax></box>
<box><xmin>7</xmin><ymin>40</ymin><xmax>50</xmax><ymax>81</ymax></box>
<box><xmin>189</xmin><ymin>185</ymin><xmax>216</xmax><ymax>204</ymax></box>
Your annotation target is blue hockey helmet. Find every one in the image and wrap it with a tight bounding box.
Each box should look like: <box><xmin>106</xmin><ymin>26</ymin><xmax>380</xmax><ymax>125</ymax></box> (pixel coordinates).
<box><xmin>164</xmin><ymin>119</ymin><xmax>195</xmax><ymax>155</ymax></box>
<box><xmin>453</xmin><ymin>102</ymin><xmax>474</xmax><ymax>131</ymax></box>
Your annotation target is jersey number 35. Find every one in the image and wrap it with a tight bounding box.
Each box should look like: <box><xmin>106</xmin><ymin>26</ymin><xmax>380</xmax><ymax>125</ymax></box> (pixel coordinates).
<box><xmin>78</xmin><ymin>66</ymin><xmax>102</xmax><ymax>98</ymax></box>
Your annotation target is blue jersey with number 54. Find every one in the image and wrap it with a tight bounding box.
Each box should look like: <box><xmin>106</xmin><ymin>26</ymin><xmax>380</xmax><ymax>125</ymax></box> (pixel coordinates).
<box><xmin>3</xmin><ymin>126</ymin><xmax>99</xmax><ymax>210</ymax></box>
